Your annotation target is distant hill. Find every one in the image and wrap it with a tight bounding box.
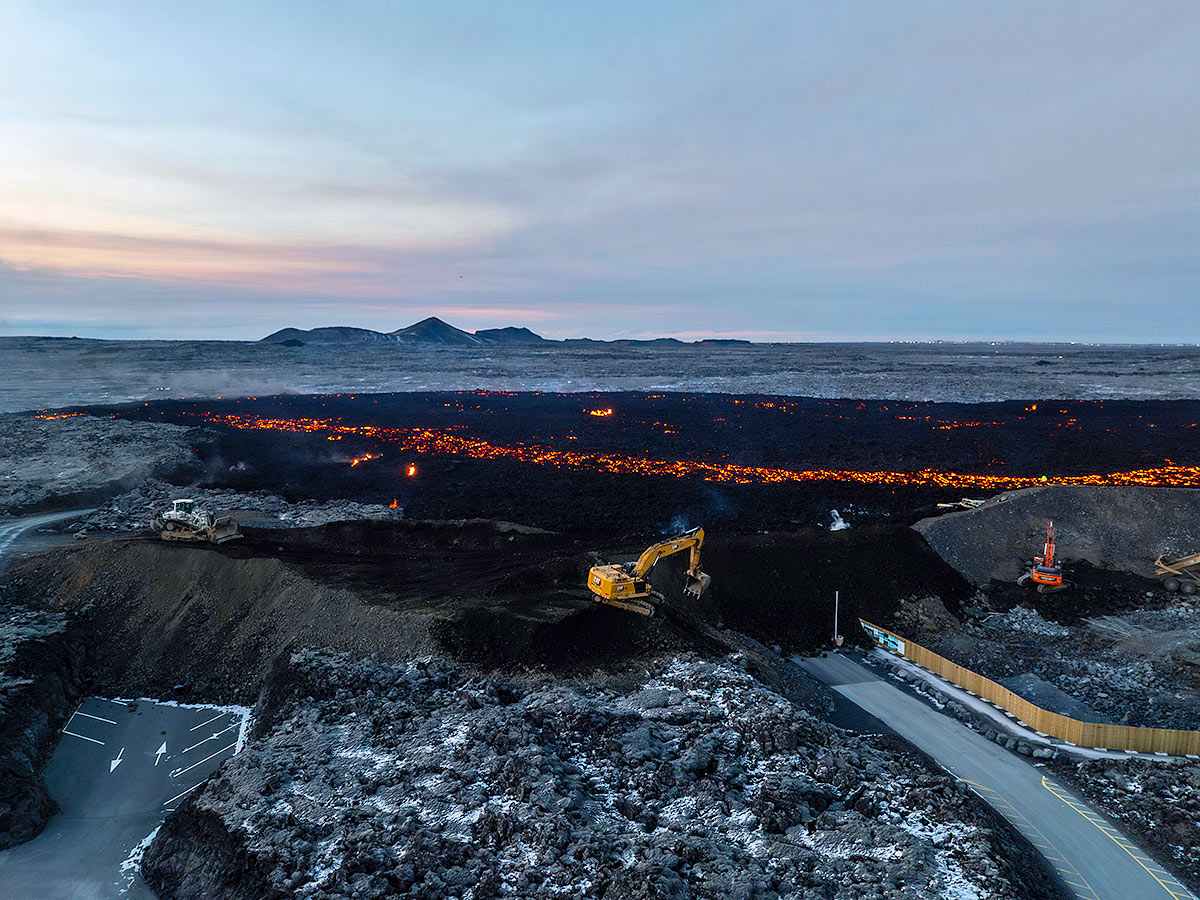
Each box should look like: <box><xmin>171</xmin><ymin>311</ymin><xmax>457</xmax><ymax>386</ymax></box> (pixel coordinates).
<box><xmin>474</xmin><ymin>326</ymin><xmax>546</xmax><ymax>344</ymax></box>
<box><xmin>260</xmin><ymin>326</ymin><xmax>398</xmax><ymax>344</ymax></box>
<box><xmin>259</xmin><ymin>318</ymin><xmax>750</xmax><ymax>346</ymax></box>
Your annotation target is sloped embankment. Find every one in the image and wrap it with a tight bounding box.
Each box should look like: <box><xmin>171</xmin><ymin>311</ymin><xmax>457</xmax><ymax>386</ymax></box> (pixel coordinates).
<box><xmin>1</xmin><ymin>521</ymin><xmax>695</xmax><ymax>702</ymax></box>
<box><xmin>0</xmin><ymin>609</ymin><xmax>84</xmax><ymax>849</ymax></box>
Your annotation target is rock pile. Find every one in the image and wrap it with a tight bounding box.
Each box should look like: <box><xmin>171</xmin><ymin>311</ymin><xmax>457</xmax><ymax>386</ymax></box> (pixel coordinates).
<box><xmin>67</xmin><ymin>479</ymin><xmax>403</xmax><ymax>534</ymax></box>
<box><xmin>0</xmin><ymin>414</ymin><xmax>205</xmax><ymax>515</ymax></box>
<box><xmin>144</xmin><ymin>652</ymin><xmax>1062</xmax><ymax>900</ymax></box>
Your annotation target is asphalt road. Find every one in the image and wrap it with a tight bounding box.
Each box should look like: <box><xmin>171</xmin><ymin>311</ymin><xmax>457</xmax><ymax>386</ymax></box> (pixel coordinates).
<box><xmin>0</xmin><ymin>509</ymin><xmax>89</xmax><ymax>573</ymax></box>
<box><xmin>0</xmin><ymin>697</ymin><xmax>248</xmax><ymax>899</ymax></box>
<box><xmin>797</xmin><ymin>652</ymin><xmax>1196</xmax><ymax>900</ymax></box>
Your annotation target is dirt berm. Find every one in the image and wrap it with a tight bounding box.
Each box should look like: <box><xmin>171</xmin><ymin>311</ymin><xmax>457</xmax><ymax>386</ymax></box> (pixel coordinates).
<box><xmin>915</xmin><ymin>486</ymin><xmax>1200</xmax><ymax>585</ymax></box>
<box><xmin>3</xmin><ymin>521</ymin><xmax>970</xmax><ymax>702</ymax></box>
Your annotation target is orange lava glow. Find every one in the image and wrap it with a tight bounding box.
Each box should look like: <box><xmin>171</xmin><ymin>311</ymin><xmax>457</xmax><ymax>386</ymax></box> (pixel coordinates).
<box><xmin>586</xmin><ymin>408</ymin><xmax>614</xmax><ymax>417</ymax></box>
<box><xmin>349</xmin><ymin>452</ymin><xmax>380</xmax><ymax>467</ymax></box>
<box><xmin>33</xmin><ymin>411</ymin><xmax>85</xmax><ymax>420</ymax></box>
<box><xmin>188</xmin><ymin>413</ymin><xmax>1200</xmax><ymax>490</ymax></box>
<box><xmin>406</xmin><ymin>464</ymin><xmax>417</xmax><ymax>477</ymax></box>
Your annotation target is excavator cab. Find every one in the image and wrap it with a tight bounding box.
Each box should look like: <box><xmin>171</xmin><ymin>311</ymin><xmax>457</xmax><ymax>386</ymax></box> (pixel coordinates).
<box><xmin>587</xmin><ymin>527</ymin><xmax>711</xmax><ymax>616</ymax></box>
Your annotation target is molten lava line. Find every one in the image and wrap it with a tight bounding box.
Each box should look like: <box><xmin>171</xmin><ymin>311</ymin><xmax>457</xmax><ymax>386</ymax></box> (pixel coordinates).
<box><xmin>178</xmin><ymin>413</ymin><xmax>1200</xmax><ymax>489</ymax></box>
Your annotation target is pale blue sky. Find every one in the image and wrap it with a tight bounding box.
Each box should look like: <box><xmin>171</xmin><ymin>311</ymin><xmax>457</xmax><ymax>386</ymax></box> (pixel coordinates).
<box><xmin>1</xmin><ymin>1</ymin><xmax>1197</xmax><ymax>340</ymax></box>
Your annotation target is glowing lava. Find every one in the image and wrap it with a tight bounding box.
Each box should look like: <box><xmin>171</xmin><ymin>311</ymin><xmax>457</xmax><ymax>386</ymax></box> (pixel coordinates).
<box><xmin>181</xmin><ymin>413</ymin><xmax>1200</xmax><ymax>490</ymax></box>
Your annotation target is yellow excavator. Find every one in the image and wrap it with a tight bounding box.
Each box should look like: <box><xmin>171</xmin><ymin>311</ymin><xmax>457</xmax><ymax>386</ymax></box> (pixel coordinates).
<box><xmin>586</xmin><ymin>526</ymin><xmax>711</xmax><ymax>616</ymax></box>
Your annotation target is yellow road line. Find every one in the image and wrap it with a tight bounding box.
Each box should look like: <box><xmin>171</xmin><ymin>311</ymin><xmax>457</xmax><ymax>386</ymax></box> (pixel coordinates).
<box><xmin>1041</xmin><ymin>776</ymin><xmax>1196</xmax><ymax>900</ymax></box>
<box><xmin>961</xmin><ymin>778</ymin><xmax>1100</xmax><ymax>900</ymax></box>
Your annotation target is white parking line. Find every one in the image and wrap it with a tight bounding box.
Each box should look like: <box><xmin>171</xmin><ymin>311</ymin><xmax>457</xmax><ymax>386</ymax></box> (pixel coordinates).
<box><xmin>189</xmin><ymin>712</ymin><xmax>227</xmax><ymax>732</ymax></box>
<box><xmin>62</xmin><ymin>730</ymin><xmax>105</xmax><ymax>746</ymax></box>
<box><xmin>72</xmin><ymin>711</ymin><xmax>117</xmax><ymax>725</ymax></box>
<box><xmin>181</xmin><ymin>723</ymin><xmax>238</xmax><ymax>754</ymax></box>
<box><xmin>163</xmin><ymin>782</ymin><xmax>204</xmax><ymax>807</ymax></box>
<box><xmin>171</xmin><ymin>742</ymin><xmax>237</xmax><ymax>778</ymax></box>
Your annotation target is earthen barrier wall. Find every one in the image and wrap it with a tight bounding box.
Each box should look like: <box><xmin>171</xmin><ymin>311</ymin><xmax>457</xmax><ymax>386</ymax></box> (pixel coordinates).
<box><xmin>859</xmin><ymin>619</ymin><xmax>1200</xmax><ymax>756</ymax></box>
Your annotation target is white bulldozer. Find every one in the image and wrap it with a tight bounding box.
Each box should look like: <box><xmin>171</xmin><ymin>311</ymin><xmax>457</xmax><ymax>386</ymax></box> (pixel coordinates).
<box><xmin>150</xmin><ymin>498</ymin><xmax>241</xmax><ymax>544</ymax></box>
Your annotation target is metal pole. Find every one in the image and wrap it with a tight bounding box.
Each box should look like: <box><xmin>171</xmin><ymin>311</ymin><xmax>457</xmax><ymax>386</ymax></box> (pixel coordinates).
<box><xmin>833</xmin><ymin>590</ymin><xmax>839</xmax><ymax>644</ymax></box>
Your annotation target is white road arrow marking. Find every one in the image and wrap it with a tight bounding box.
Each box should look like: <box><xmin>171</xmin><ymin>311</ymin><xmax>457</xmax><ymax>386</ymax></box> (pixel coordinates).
<box><xmin>110</xmin><ymin>747</ymin><xmax>125</xmax><ymax>773</ymax></box>
<box><xmin>155</xmin><ymin>742</ymin><xmax>167</xmax><ymax>766</ymax></box>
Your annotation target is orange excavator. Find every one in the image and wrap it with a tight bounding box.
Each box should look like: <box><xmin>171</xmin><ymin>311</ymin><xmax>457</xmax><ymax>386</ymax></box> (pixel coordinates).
<box><xmin>1017</xmin><ymin>520</ymin><xmax>1069</xmax><ymax>593</ymax></box>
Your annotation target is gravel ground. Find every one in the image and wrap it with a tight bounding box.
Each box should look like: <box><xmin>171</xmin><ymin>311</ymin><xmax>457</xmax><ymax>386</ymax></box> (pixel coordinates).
<box><xmin>143</xmin><ymin>651</ymin><xmax>1065</xmax><ymax>900</ymax></box>
<box><xmin>0</xmin><ymin>414</ymin><xmax>206</xmax><ymax>515</ymax></box>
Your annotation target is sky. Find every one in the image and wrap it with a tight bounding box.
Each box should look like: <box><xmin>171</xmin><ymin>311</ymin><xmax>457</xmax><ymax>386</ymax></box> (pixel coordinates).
<box><xmin>0</xmin><ymin>1</ymin><xmax>1197</xmax><ymax>342</ymax></box>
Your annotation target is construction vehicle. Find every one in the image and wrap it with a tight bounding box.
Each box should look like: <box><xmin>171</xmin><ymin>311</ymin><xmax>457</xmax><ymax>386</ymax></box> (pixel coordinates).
<box><xmin>1016</xmin><ymin>519</ymin><xmax>1069</xmax><ymax>593</ymax></box>
<box><xmin>1155</xmin><ymin>552</ymin><xmax>1200</xmax><ymax>595</ymax></box>
<box><xmin>149</xmin><ymin>499</ymin><xmax>241</xmax><ymax>544</ymax></box>
<box><xmin>586</xmin><ymin>526</ymin><xmax>711</xmax><ymax>616</ymax></box>
<box><xmin>936</xmin><ymin>498</ymin><xmax>985</xmax><ymax>510</ymax></box>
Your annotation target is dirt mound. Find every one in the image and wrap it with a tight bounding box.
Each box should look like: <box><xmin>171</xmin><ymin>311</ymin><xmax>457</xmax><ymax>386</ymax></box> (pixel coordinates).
<box><xmin>915</xmin><ymin>486</ymin><xmax>1200</xmax><ymax>585</ymax></box>
<box><xmin>705</xmin><ymin>527</ymin><xmax>974</xmax><ymax>650</ymax></box>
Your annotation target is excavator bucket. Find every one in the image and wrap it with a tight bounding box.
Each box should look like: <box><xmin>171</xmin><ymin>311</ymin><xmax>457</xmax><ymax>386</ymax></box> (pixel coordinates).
<box><xmin>684</xmin><ymin>571</ymin><xmax>711</xmax><ymax>598</ymax></box>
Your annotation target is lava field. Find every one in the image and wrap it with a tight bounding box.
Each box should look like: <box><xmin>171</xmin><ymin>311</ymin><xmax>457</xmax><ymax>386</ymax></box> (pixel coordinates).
<box><xmin>43</xmin><ymin>390</ymin><xmax>1200</xmax><ymax>534</ymax></box>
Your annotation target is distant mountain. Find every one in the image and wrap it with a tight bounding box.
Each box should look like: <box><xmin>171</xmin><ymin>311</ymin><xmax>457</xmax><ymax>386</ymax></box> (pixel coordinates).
<box><xmin>389</xmin><ymin>316</ymin><xmax>482</xmax><ymax>346</ymax></box>
<box><xmin>475</xmin><ymin>326</ymin><xmax>546</xmax><ymax>344</ymax></box>
<box><xmin>259</xmin><ymin>318</ymin><xmax>748</xmax><ymax>346</ymax></box>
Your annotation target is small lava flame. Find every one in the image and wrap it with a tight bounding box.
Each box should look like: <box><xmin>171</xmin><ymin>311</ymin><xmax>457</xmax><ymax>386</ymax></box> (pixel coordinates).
<box><xmin>389</xmin><ymin>498</ymin><xmax>399</xmax><ymax>508</ymax></box>
<box><xmin>586</xmin><ymin>408</ymin><xmax>614</xmax><ymax>417</ymax></box>
<box><xmin>406</xmin><ymin>464</ymin><xmax>417</xmax><ymax>477</ymax></box>
<box><xmin>349</xmin><ymin>452</ymin><xmax>380</xmax><ymax>467</ymax></box>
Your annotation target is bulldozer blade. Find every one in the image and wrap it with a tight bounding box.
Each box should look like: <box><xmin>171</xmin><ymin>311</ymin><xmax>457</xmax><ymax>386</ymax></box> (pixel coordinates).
<box><xmin>208</xmin><ymin>518</ymin><xmax>242</xmax><ymax>544</ymax></box>
<box><xmin>684</xmin><ymin>572</ymin><xmax>712</xmax><ymax>598</ymax></box>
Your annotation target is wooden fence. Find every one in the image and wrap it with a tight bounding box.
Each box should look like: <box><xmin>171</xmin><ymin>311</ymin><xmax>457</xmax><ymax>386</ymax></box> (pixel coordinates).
<box><xmin>859</xmin><ymin>619</ymin><xmax>1200</xmax><ymax>756</ymax></box>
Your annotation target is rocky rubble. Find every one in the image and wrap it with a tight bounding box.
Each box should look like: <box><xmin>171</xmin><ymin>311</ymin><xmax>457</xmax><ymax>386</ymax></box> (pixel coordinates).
<box><xmin>65</xmin><ymin>478</ymin><xmax>404</xmax><ymax>534</ymax></box>
<box><xmin>916</xmin><ymin>600</ymin><xmax>1200</xmax><ymax>731</ymax></box>
<box><xmin>144</xmin><ymin>652</ymin><xmax>1065</xmax><ymax>900</ymax></box>
<box><xmin>0</xmin><ymin>413</ymin><xmax>206</xmax><ymax>515</ymax></box>
<box><xmin>0</xmin><ymin>606</ymin><xmax>84</xmax><ymax>849</ymax></box>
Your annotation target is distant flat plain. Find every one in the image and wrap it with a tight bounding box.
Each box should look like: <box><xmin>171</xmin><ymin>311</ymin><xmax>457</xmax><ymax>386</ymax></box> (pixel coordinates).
<box><xmin>3</xmin><ymin>335</ymin><xmax>1198</xmax><ymax>413</ymax></box>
